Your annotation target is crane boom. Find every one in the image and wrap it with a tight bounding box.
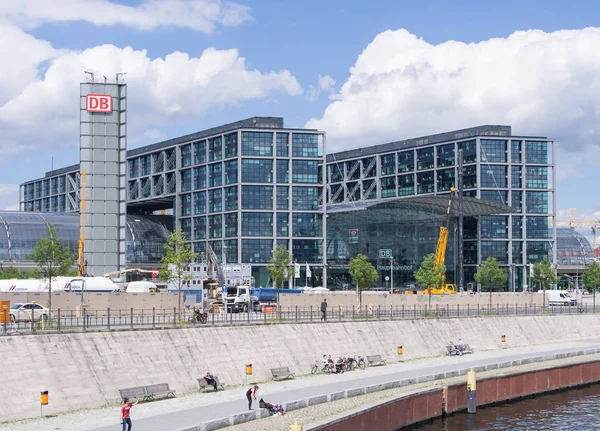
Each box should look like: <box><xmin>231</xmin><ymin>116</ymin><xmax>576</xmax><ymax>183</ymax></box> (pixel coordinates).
<box><xmin>77</xmin><ymin>170</ymin><xmax>87</xmax><ymax>276</ymax></box>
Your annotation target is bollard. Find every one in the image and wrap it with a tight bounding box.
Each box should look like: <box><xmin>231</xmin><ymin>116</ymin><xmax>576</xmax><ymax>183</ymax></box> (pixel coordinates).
<box><xmin>40</xmin><ymin>390</ymin><xmax>48</xmax><ymax>417</ymax></box>
<box><xmin>245</xmin><ymin>363</ymin><xmax>252</xmax><ymax>385</ymax></box>
<box><xmin>290</xmin><ymin>419</ymin><xmax>303</xmax><ymax>431</ymax></box>
<box><xmin>467</xmin><ymin>369</ymin><xmax>476</xmax><ymax>413</ymax></box>
<box><xmin>501</xmin><ymin>334</ymin><xmax>506</xmax><ymax>347</ymax></box>
<box><xmin>397</xmin><ymin>345</ymin><xmax>403</xmax><ymax>360</ymax></box>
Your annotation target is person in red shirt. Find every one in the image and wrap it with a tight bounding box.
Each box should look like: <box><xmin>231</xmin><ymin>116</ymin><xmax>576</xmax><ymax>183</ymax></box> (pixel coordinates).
<box><xmin>121</xmin><ymin>397</ymin><xmax>138</xmax><ymax>431</ymax></box>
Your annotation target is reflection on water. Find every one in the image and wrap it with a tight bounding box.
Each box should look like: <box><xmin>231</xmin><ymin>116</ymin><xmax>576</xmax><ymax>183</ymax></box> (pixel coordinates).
<box><xmin>404</xmin><ymin>383</ymin><xmax>600</xmax><ymax>431</ymax></box>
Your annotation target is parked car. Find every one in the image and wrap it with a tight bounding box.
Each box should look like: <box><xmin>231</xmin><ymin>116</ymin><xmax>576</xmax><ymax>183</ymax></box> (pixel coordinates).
<box><xmin>9</xmin><ymin>303</ymin><xmax>49</xmax><ymax>323</ymax></box>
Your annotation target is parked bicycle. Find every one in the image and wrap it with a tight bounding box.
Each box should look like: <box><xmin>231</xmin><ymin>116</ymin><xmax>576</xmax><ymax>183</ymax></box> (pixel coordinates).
<box><xmin>311</xmin><ymin>358</ymin><xmax>333</xmax><ymax>374</ymax></box>
<box><xmin>345</xmin><ymin>353</ymin><xmax>366</xmax><ymax>371</ymax></box>
<box><xmin>188</xmin><ymin>310</ymin><xmax>208</xmax><ymax>325</ymax></box>
<box><xmin>446</xmin><ymin>341</ymin><xmax>474</xmax><ymax>356</ymax></box>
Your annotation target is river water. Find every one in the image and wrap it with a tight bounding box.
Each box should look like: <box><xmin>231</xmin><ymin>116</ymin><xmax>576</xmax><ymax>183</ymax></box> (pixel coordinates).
<box><xmin>404</xmin><ymin>383</ymin><xmax>600</xmax><ymax>431</ymax></box>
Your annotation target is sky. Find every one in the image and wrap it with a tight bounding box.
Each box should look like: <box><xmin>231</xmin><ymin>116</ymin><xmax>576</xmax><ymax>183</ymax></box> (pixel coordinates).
<box><xmin>0</xmin><ymin>0</ymin><xmax>599</xmax><ymax>237</ymax></box>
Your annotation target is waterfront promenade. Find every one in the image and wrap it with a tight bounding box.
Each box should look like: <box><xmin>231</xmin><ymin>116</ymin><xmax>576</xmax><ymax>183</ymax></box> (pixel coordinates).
<box><xmin>2</xmin><ymin>337</ymin><xmax>600</xmax><ymax>431</ymax></box>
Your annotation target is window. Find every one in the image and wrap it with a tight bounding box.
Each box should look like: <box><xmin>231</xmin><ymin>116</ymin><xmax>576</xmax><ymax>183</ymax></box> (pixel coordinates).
<box><xmin>437</xmin><ymin>144</ymin><xmax>455</xmax><ymax>167</ymax></box>
<box><xmin>180</xmin><ymin>218</ymin><xmax>192</xmax><ymax>239</ymax></box>
<box><xmin>292</xmin><ymin>213</ymin><xmax>322</xmax><ymax>237</ymax></box>
<box><xmin>276</xmin><ymin>133</ymin><xmax>288</xmax><ymax>157</ymax></box>
<box><xmin>209</xmin><ymin>214</ymin><xmax>222</xmax><ymax>238</ymax></box>
<box><xmin>329</xmin><ymin>163</ymin><xmax>343</xmax><ymax>182</ymax></box>
<box><xmin>193</xmin><ymin>166</ymin><xmax>206</xmax><ymax>189</ymax></box>
<box><xmin>209</xmin><ymin>163</ymin><xmax>222</xmax><ymax>187</ymax></box>
<box><xmin>458</xmin><ymin>140</ymin><xmax>476</xmax><ymax>163</ymax></box>
<box><xmin>224</xmin><ymin>212</ymin><xmax>237</xmax><ymax>237</ymax></box>
<box><xmin>512</xmin><ymin>242</ymin><xmax>523</xmax><ymax>264</ymax></box>
<box><xmin>180</xmin><ymin>193</ymin><xmax>192</xmax><ymax>216</ymax></box>
<box><xmin>276</xmin><ymin>213</ymin><xmax>289</xmax><ymax>236</ymax></box>
<box><xmin>276</xmin><ymin>159</ymin><xmax>288</xmax><ymax>183</ymax></box>
<box><xmin>193</xmin><ymin>216</ymin><xmax>206</xmax><ymax>239</ymax></box>
<box><xmin>511</xmin><ymin>141</ymin><xmax>521</xmax><ymax>163</ymax></box>
<box><xmin>224</xmin><ymin>160</ymin><xmax>237</xmax><ymax>185</ymax></box>
<box><xmin>511</xmin><ymin>166</ymin><xmax>522</xmax><ymax>188</ymax></box>
<box><xmin>525</xmin><ymin>141</ymin><xmax>548</xmax><ymax>164</ymax></box>
<box><xmin>462</xmin><ymin>165</ymin><xmax>477</xmax><ymax>189</ymax></box>
<box><xmin>345</xmin><ymin>160</ymin><xmax>360</xmax><ymax>180</ymax></box>
<box><xmin>417</xmin><ymin>171</ymin><xmax>434</xmax><ymax>194</ymax></box>
<box><xmin>276</xmin><ymin>186</ymin><xmax>288</xmax><ymax>210</ymax></box>
<box><xmin>381</xmin><ymin>154</ymin><xmax>396</xmax><ymax>176</ymax></box>
<box><xmin>194</xmin><ymin>140</ymin><xmax>206</xmax><ymax>164</ymax></box>
<box><xmin>181</xmin><ymin>169</ymin><xmax>192</xmax><ymax>192</ymax></box>
<box><xmin>381</xmin><ymin>176</ymin><xmax>396</xmax><ymax>198</ymax></box>
<box><xmin>209</xmin><ymin>136</ymin><xmax>222</xmax><ymax>161</ymax></box>
<box><xmin>526</xmin><ymin>166</ymin><xmax>548</xmax><ymax>188</ymax></box>
<box><xmin>464</xmin><ymin>241</ymin><xmax>478</xmax><ymax>264</ymax></box>
<box><xmin>224</xmin><ymin>239</ymin><xmax>237</xmax><ymax>263</ymax></box>
<box><xmin>437</xmin><ymin>168</ymin><xmax>455</xmax><ymax>192</ymax></box>
<box><xmin>480</xmin><ymin>140</ymin><xmax>507</xmax><ymax>163</ymax></box>
<box><xmin>181</xmin><ymin>144</ymin><xmax>192</xmax><ymax>167</ymax></box>
<box><xmin>209</xmin><ymin>189</ymin><xmax>222</xmax><ymax>213</ymax></box>
<box><xmin>242</xmin><ymin>131</ymin><xmax>273</xmax><ymax>156</ymax></box>
<box><xmin>398</xmin><ymin>174</ymin><xmax>414</xmax><ymax>196</ymax></box>
<box><xmin>512</xmin><ymin>216</ymin><xmax>522</xmax><ymax>238</ymax></box>
<box><xmin>128</xmin><ymin>159</ymin><xmax>139</xmax><ymax>178</ymax></box>
<box><xmin>362</xmin><ymin>157</ymin><xmax>376</xmax><ymax>178</ymax></box>
<box><xmin>242</xmin><ymin>185</ymin><xmax>273</xmax><ymax>209</ymax></box>
<box><xmin>193</xmin><ymin>191</ymin><xmax>206</xmax><ymax>215</ymax></box>
<box><xmin>242</xmin><ymin>213</ymin><xmax>273</xmax><ymax>236</ymax></box>
<box><xmin>417</xmin><ymin>147</ymin><xmax>434</xmax><ymax>170</ymax></box>
<box><xmin>140</xmin><ymin>155</ymin><xmax>151</xmax><ymax>176</ymax></box>
<box><xmin>242</xmin><ymin>239</ymin><xmax>272</xmax><ymax>263</ymax></box>
<box><xmin>511</xmin><ymin>191</ymin><xmax>522</xmax><ymax>213</ymax></box>
<box><xmin>480</xmin><ymin>165</ymin><xmax>506</xmax><ymax>188</ymax></box>
<box><xmin>526</xmin><ymin>191</ymin><xmax>548</xmax><ymax>214</ymax></box>
<box><xmin>292</xmin><ymin>186</ymin><xmax>320</xmax><ymax>210</ymax></box>
<box><xmin>481</xmin><ymin>216</ymin><xmax>508</xmax><ymax>238</ymax></box>
<box><xmin>480</xmin><ymin>190</ymin><xmax>507</xmax><ymax>205</ymax></box>
<box><xmin>363</xmin><ymin>180</ymin><xmax>377</xmax><ymax>200</ymax></box>
<box><xmin>242</xmin><ymin>159</ymin><xmax>272</xmax><ymax>183</ymax></box>
<box><xmin>224</xmin><ymin>133</ymin><xmax>237</xmax><ymax>158</ymax></box>
<box><xmin>292</xmin><ymin>133</ymin><xmax>319</xmax><ymax>157</ymax></box>
<box><xmin>224</xmin><ymin>186</ymin><xmax>238</xmax><ymax>211</ymax></box>
<box><xmin>526</xmin><ymin>216</ymin><xmax>548</xmax><ymax>238</ymax></box>
<box><xmin>481</xmin><ymin>241</ymin><xmax>508</xmax><ymax>264</ymax></box>
<box><xmin>526</xmin><ymin>241</ymin><xmax>549</xmax><ymax>263</ymax></box>
<box><xmin>292</xmin><ymin>239</ymin><xmax>322</xmax><ymax>263</ymax></box>
<box><xmin>292</xmin><ymin>160</ymin><xmax>319</xmax><ymax>183</ymax></box>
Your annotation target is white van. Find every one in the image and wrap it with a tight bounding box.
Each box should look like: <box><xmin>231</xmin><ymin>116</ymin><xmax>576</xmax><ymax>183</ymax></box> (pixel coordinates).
<box><xmin>547</xmin><ymin>290</ymin><xmax>577</xmax><ymax>306</ymax></box>
<box><xmin>126</xmin><ymin>281</ymin><xmax>157</xmax><ymax>293</ymax></box>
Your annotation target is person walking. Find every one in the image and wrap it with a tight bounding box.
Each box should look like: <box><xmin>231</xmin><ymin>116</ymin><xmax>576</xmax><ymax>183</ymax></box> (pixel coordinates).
<box><xmin>320</xmin><ymin>298</ymin><xmax>328</xmax><ymax>321</ymax></box>
<box><xmin>121</xmin><ymin>397</ymin><xmax>138</xmax><ymax>431</ymax></box>
<box><xmin>246</xmin><ymin>384</ymin><xmax>259</xmax><ymax>410</ymax></box>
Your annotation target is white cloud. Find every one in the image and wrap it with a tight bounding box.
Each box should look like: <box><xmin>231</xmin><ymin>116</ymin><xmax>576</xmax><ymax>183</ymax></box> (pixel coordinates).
<box><xmin>0</xmin><ymin>25</ymin><xmax>302</xmax><ymax>157</ymax></box>
<box><xmin>0</xmin><ymin>0</ymin><xmax>252</xmax><ymax>33</ymax></box>
<box><xmin>307</xmin><ymin>74</ymin><xmax>336</xmax><ymax>102</ymax></box>
<box><xmin>0</xmin><ymin>184</ymin><xmax>19</xmax><ymax>211</ymax></box>
<box><xmin>306</xmin><ymin>28</ymin><xmax>600</xmax><ymax>154</ymax></box>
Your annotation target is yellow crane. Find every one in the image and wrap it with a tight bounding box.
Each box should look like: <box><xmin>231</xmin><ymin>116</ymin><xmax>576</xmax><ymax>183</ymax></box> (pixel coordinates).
<box><xmin>423</xmin><ymin>187</ymin><xmax>458</xmax><ymax>295</ymax></box>
<box><xmin>556</xmin><ymin>208</ymin><xmax>600</xmax><ymax>252</ymax></box>
<box><xmin>77</xmin><ymin>170</ymin><xmax>87</xmax><ymax>276</ymax></box>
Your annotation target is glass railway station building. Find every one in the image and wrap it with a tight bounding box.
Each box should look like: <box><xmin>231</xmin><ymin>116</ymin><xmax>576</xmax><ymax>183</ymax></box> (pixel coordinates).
<box><xmin>17</xmin><ymin>117</ymin><xmax>556</xmax><ymax>290</ymax></box>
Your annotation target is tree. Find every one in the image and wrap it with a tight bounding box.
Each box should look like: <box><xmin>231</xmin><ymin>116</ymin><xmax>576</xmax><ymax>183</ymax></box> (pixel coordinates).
<box><xmin>29</xmin><ymin>226</ymin><xmax>75</xmax><ymax>322</ymax></box>
<box><xmin>414</xmin><ymin>253</ymin><xmax>445</xmax><ymax>309</ymax></box>
<box><xmin>474</xmin><ymin>257</ymin><xmax>507</xmax><ymax>309</ymax></box>
<box><xmin>582</xmin><ymin>260</ymin><xmax>600</xmax><ymax>309</ymax></box>
<box><xmin>266</xmin><ymin>245</ymin><xmax>293</xmax><ymax>305</ymax></box>
<box><xmin>159</xmin><ymin>227</ymin><xmax>198</xmax><ymax>322</ymax></box>
<box><xmin>0</xmin><ymin>266</ymin><xmax>27</xmax><ymax>279</ymax></box>
<box><xmin>349</xmin><ymin>254</ymin><xmax>378</xmax><ymax>304</ymax></box>
<box><xmin>531</xmin><ymin>259</ymin><xmax>559</xmax><ymax>308</ymax></box>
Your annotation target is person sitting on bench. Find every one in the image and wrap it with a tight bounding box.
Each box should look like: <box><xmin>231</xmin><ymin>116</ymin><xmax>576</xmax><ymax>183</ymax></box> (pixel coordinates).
<box><xmin>204</xmin><ymin>372</ymin><xmax>218</xmax><ymax>391</ymax></box>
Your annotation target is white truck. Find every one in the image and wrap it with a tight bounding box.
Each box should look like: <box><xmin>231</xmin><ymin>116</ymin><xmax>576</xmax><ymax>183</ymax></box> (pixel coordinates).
<box><xmin>223</xmin><ymin>285</ymin><xmax>259</xmax><ymax>313</ymax></box>
<box><xmin>547</xmin><ymin>290</ymin><xmax>577</xmax><ymax>306</ymax></box>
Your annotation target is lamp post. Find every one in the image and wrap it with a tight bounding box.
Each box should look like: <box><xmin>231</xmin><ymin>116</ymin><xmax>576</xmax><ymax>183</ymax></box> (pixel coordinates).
<box><xmin>389</xmin><ymin>256</ymin><xmax>394</xmax><ymax>294</ymax></box>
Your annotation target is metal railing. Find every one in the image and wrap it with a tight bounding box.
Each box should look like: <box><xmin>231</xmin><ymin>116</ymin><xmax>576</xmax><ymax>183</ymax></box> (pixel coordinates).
<box><xmin>0</xmin><ymin>303</ymin><xmax>592</xmax><ymax>335</ymax></box>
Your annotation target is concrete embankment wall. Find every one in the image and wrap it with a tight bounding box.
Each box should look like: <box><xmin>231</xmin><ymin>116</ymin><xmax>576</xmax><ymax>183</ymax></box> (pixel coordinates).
<box><xmin>308</xmin><ymin>360</ymin><xmax>600</xmax><ymax>431</ymax></box>
<box><xmin>1</xmin><ymin>315</ymin><xmax>599</xmax><ymax>422</ymax></box>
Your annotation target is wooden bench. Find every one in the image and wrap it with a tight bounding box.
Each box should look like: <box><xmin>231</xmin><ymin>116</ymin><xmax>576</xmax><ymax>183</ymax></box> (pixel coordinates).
<box><xmin>366</xmin><ymin>355</ymin><xmax>387</xmax><ymax>366</ymax></box>
<box><xmin>118</xmin><ymin>386</ymin><xmax>150</xmax><ymax>403</ymax></box>
<box><xmin>270</xmin><ymin>366</ymin><xmax>295</xmax><ymax>380</ymax></box>
<box><xmin>197</xmin><ymin>376</ymin><xmax>225</xmax><ymax>392</ymax></box>
<box><xmin>144</xmin><ymin>383</ymin><xmax>176</xmax><ymax>400</ymax></box>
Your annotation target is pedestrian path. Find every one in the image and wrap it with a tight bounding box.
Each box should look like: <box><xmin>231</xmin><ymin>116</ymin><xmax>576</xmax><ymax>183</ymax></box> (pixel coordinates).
<box><xmin>2</xmin><ymin>338</ymin><xmax>600</xmax><ymax>431</ymax></box>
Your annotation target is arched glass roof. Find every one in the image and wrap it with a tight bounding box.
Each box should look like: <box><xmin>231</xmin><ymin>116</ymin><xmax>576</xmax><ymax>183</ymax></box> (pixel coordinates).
<box><xmin>555</xmin><ymin>228</ymin><xmax>593</xmax><ymax>265</ymax></box>
<box><xmin>0</xmin><ymin>211</ymin><xmax>172</xmax><ymax>264</ymax></box>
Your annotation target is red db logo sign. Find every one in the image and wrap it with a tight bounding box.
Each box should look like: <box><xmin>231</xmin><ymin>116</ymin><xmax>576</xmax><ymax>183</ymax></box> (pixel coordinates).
<box><xmin>86</xmin><ymin>94</ymin><xmax>112</xmax><ymax>113</ymax></box>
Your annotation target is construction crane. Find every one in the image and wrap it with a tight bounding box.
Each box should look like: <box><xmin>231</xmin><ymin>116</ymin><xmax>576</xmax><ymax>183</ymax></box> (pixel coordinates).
<box><xmin>556</xmin><ymin>208</ymin><xmax>600</xmax><ymax>253</ymax></box>
<box><xmin>423</xmin><ymin>187</ymin><xmax>458</xmax><ymax>295</ymax></box>
<box><xmin>77</xmin><ymin>170</ymin><xmax>87</xmax><ymax>277</ymax></box>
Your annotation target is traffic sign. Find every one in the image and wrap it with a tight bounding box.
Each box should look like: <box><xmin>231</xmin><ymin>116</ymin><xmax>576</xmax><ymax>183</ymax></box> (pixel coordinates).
<box><xmin>222</xmin><ymin>285</ymin><xmax>227</xmax><ymax>293</ymax></box>
<box><xmin>379</xmin><ymin>249</ymin><xmax>392</xmax><ymax>259</ymax></box>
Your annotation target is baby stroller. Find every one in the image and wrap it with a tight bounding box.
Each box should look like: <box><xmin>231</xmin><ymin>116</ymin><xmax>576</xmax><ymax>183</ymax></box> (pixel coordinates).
<box><xmin>259</xmin><ymin>398</ymin><xmax>285</xmax><ymax>416</ymax></box>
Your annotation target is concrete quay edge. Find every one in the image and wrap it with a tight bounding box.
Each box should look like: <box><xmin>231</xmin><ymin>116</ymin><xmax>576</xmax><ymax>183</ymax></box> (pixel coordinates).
<box><xmin>180</xmin><ymin>347</ymin><xmax>600</xmax><ymax>431</ymax></box>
